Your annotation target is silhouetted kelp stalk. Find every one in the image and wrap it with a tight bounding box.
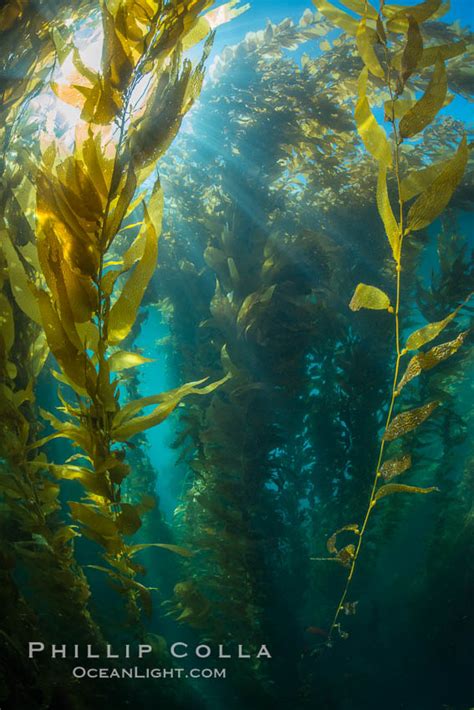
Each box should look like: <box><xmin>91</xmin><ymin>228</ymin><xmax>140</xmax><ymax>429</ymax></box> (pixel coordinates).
<box><xmin>3</xmin><ymin>0</ymin><xmax>246</xmax><ymax>625</ymax></box>
<box><xmin>313</xmin><ymin>0</ymin><xmax>472</xmax><ymax>645</ymax></box>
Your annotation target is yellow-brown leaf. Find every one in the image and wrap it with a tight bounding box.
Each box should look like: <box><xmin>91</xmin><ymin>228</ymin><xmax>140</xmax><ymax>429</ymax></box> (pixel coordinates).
<box><xmin>383</xmin><ymin>401</ymin><xmax>439</xmax><ymax>441</ymax></box>
<box><xmin>349</xmin><ymin>283</ymin><xmax>392</xmax><ymax>311</ymax></box>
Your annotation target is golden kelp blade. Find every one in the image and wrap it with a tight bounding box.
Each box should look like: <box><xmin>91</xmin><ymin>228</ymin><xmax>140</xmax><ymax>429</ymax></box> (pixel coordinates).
<box><xmin>312</xmin><ymin>0</ymin><xmax>358</xmax><ymax>35</ymax></box>
<box><xmin>327</xmin><ymin>524</ymin><xmax>360</xmax><ymax>554</ymax></box>
<box><xmin>399</xmin><ymin>58</ymin><xmax>447</xmax><ymax>138</ymax></box>
<box><xmin>113</xmin><ymin>377</ymin><xmax>210</xmax><ymax>428</ymax></box>
<box><xmin>379</xmin><ymin>454</ymin><xmax>412</xmax><ymax>481</ymax></box>
<box><xmin>36</xmin><ymin>289</ymin><xmax>96</xmax><ymax>392</ymax></box>
<box><xmin>400</xmin><ymin>16</ymin><xmax>423</xmax><ymax>84</ymax></box>
<box><xmin>384</xmin><ymin>98</ymin><xmax>416</xmax><ymax>121</ymax></box>
<box><xmin>339</xmin><ymin>0</ymin><xmax>377</xmax><ymax>19</ymax></box>
<box><xmin>404</xmin><ymin>297</ymin><xmax>469</xmax><ymax>350</ymax></box>
<box><xmin>383</xmin><ymin>401</ymin><xmax>439</xmax><ymax>441</ymax></box>
<box><xmin>108</xmin><ymin>189</ymin><xmax>163</xmax><ymax>344</ymax></box>
<box><xmin>417</xmin><ymin>41</ymin><xmax>466</xmax><ymax>69</ymax></box>
<box><xmin>356</xmin><ymin>18</ymin><xmax>385</xmax><ymax>79</ymax></box>
<box><xmin>376</xmin><ymin>163</ymin><xmax>401</xmax><ymax>261</ymax></box>
<box><xmin>111</xmin><ymin>374</ymin><xmax>230</xmax><ymax>441</ymax></box>
<box><xmin>400</xmin><ymin>158</ymin><xmax>451</xmax><ymax>202</ymax></box>
<box><xmin>50</xmin><ymin>463</ymin><xmax>112</xmax><ymax>499</ymax></box>
<box><xmin>355</xmin><ymin>68</ymin><xmax>393</xmax><ymax>166</ymax></box>
<box><xmin>68</xmin><ymin>502</ymin><xmax>118</xmax><ymax>538</ymax></box>
<box><xmin>374</xmin><ymin>483</ymin><xmax>439</xmax><ymax>501</ymax></box>
<box><xmin>384</xmin><ymin>0</ymin><xmax>443</xmax><ymax>32</ymax></box>
<box><xmin>108</xmin><ymin>350</ymin><xmax>154</xmax><ymax>372</ymax></box>
<box><xmin>405</xmin><ymin>137</ymin><xmax>468</xmax><ymax>233</ymax></box>
<box><xmin>237</xmin><ymin>285</ymin><xmax>276</xmax><ymax>336</ymax></box>
<box><xmin>397</xmin><ymin>331</ymin><xmax>467</xmax><ymax>390</ymax></box>
<box><xmin>349</xmin><ymin>283</ymin><xmax>392</xmax><ymax>311</ymax></box>
<box><xmin>2</xmin><ymin>233</ymin><xmax>42</xmax><ymax>324</ymax></box>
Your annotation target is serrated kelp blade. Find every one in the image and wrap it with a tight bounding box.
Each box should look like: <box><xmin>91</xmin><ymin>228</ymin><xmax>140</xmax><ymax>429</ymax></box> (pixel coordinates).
<box><xmin>349</xmin><ymin>283</ymin><xmax>392</xmax><ymax>311</ymax></box>
<box><xmin>398</xmin><ymin>331</ymin><xmax>468</xmax><ymax>389</ymax></box>
<box><xmin>383</xmin><ymin>401</ymin><xmax>439</xmax><ymax>441</ymax></box>
<box><xmin>399</xmin><ymin>58</ymin><xmax>447</xmax><ymax>138</ymax></box>
<box><xmin>374</xmin><ymin>483</ymin><xmax>439</xmax><ymax>501</ymax></box>
<box><xmin>379</xmin><ymin>454</ymin><xmax>412</xmax><ymax>481</ymax></box>
<box><xmin>405</xmin><ymin>137</ymin><xmax>468</xmax><ymax>233</ymax></box>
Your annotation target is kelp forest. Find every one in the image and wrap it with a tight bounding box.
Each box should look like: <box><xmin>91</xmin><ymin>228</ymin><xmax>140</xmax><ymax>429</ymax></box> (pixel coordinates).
<box><xmin>0</xmin><ymin>0</ymin><xmax>472</xmax><ymax>709</ymax></box>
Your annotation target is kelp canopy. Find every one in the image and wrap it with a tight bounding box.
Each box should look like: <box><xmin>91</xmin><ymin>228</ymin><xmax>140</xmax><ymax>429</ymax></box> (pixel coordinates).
<box><xmin>0</xmin><ymin>0</ymin><xmax>473</xmax><ymax>709</ymax></box>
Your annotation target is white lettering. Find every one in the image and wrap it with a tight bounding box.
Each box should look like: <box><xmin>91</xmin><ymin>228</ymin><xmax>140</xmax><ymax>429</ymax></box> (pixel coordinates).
<box><xmin>256</xmin><ymin>644</ymin><xmax>271</xmax><ymax>658</ymax></box>
<box><xmin>86</xmin><ymin>645</ymin><xmax>99</xmax><ymax>659</ymax></box>
<box><xmin>106</xmin><ymin>645</ymin><xmax>119</xmax><ymax>659</ymax></box>
<box><xmin>238</xmin><ymin>645</ymin><xmax>250</xmax><ymax>659</ymax></box>
<box><xmin>28</xmin><ymin>642</ymin><xmax>44</xmax><ymax>658</ymax></box>
<box><xmin>51</xmin><ymin>644</ymin><xmax>67</xmax><ymax>659</ymax></box>
<box><xmin>218</xmin><ymin>645</ymin><xmax>231</xmax><ymax>658</ymax></box>
<box><xmin>138</xmin><ymin>644</ymin><xmax>152</xmax><ymax>658</ymax></box>
<box><xmin>196</xmin><ymin>644</ymin><xmax>211</xmax><ymax>658</ymax></box>
<box><xmin>170</xmin><ymin>642</ymin><xmax>188</xmax><ymax>658</ymax></box>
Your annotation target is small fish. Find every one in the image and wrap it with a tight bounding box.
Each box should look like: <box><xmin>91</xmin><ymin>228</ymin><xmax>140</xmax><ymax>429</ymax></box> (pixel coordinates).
<box><xmin>305</xmin><ymin>626</ymin><xmax>328</xmax><ymax>637</ymax></box>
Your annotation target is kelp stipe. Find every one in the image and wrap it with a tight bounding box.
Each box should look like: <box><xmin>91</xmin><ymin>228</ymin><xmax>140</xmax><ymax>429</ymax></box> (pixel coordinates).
<box><xmin>5</xmin><ymin>0</ymin><xmax>240</xmax><ymax>626</ymax></box>
<box><xmin>313</xmin><ymin>0</ymin><xmax>472</xmax><ymax>645</ymax></box>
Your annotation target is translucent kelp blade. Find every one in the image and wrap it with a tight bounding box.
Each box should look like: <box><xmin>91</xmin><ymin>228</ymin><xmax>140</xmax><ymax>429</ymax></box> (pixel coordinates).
<box><xmin>355</xmin><ymin>68</ymin><xmax>393</xmax><ymax>166</ymax></box>
<box><xmin>400</xmin><ymin>157</ymin><xmax>452</xmax><ymax>202</ymax></box>
<box><xmin>374</xmin><ymin>483</ymin><xmax>439</xmax><ymax>502</ymax></box>
<box><xmin>349</xmin><ymin>283</ymin><xmax>391</xmax><ymax>311</ymax></box>
<box><xmin>36</xmin><ymin>289</ymin><xmax>96</xmax><ymax>392</ymax></box>
<box><xmin>356</xmin><ymin>18</ymin><xmax>384</xmax><ymax>79</ymax></box>
<box><xmin>405</xmin><ymin>137</ymin><xmax>468</xmax><ymax>233</ymax></box>
<box><xmin>108</xmin><ymin>188</ymin><xmax>163</xmax><ymax>344</ymax></box>
<box><xmin>404</xmin><ymin>297</ymin><xmax>470</xmax><ymax>350</ymax></box>
<box><xmin>111</xmin><ymin>374</ymin><xmax>230</xmax><ymax>441</ymax></box>
<box><xmin>312</xmin><ymin>0</ymin><xmax>358</xmax><ymax>35</ymax></box>
<box><xmin>379</xmin><ymin>454</ymin><xmax>412</xmax><ymax>481</ymax></box>
<box><xmin>69</xmin><ymin>502</ymin><xmax>118</xmax><ymax>538</ymax></box>
<box><xmin>2</xmin><ymin>232</ymin><xmax>42</xmax><ymax>324</ymax></box>
<box><xmin>108</xmin><ymin>351</ymin><xmax>154</xmax><ymax>372</ymax></box>
<box><xmin>384</xmin><ymin>0</ymin><xmax>443</xmax><ymax>32</ymax></box>
<box><xmin>383</xmin><ymin>401</ymin><xmax>439</xmax><ymax>441</ymax></box>
<box><xmin>49</xmin><ymin>463</ymin><xmax>112</xmax><ymax>499</ymax></box>
<box><xmin>113</xmin><ymin>377</ymin><xmax>210</xmax><ymax>427</ymax></box>
<box><xmin>397</xmin><ymin>331</ymin><xmax>468</xmax><ymax>390</ymax></box>
<box><xmin>339</xmin><ymin>0</ymin><xmax>377</xmax><ymax>19</ymax></box>
<box><xmin>377</xmin><ymin>163</ymin><xmax>401</xmax><ymax>261</ymax></box>
<box><xmin>399</xmin><ymin>58</ymin><xmax>447</xmax><ymax>138</ymax></box>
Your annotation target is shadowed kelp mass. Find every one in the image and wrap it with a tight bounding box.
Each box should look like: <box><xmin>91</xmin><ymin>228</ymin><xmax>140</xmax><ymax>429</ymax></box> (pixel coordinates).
<box><xmin>0</xmin><ymin>0</ymin><xmax>472</xmax><ymax>708</ymax></box>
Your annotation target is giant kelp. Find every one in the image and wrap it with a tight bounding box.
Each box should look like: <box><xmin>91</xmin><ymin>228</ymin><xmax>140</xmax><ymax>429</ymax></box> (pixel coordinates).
<box><xmin>149</xmin><ymin>4</ymin><xmax>473</xmax><ymax>705</ymax></box>
<box><xmin>0</xmin><ymin>1</ymin><xmax>244</xmax><ymax>706</ymax></box>
<box><xmin>0</xmin><ymin>1</ymin><xmax>472</xmax><ymax>708</ymax></box>
<box><xmin>312</xmin><ymin>0</ymin><xmax>472</xmax><ymax>645</ymax></box>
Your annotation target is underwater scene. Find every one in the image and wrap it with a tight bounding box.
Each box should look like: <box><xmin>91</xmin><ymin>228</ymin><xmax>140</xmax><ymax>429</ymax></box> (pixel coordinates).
<box><xmin>0</xmin><ymin>0</ymin><xmax>473</xmax><ymax>708</ymax></box>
